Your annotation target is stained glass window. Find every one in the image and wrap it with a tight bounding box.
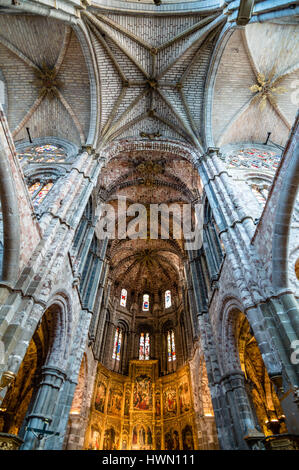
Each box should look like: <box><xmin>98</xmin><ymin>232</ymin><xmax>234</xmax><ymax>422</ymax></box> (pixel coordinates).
<box><xmin>167</xmin><ymin>331</ymin><xmax>172</xmax><ymax>362</ymax></box>
<box><xmin>171</xmin><ymin>330</ymin><xmax>176</xmax><ymax>361</ymax></box>
<box><xmin>139</xmin><ymin>333</ymin><xmax>145</xmax><ymax>360</ymax></box>
<box><xmin>112</xmin><ymin>328</ymin><xmax>119</xmax><ymax>359</ymax></box>
<box><xmin>28</xmin><ymin>182</ymin><xmax>42</xmax><ymax>197</ymax></box>
<box><xmin>167</xmin><ymin>330</ymin><xmax>176</xmax><ymax>362</ymax></box>
<box><xmin>142</xmin><ymin>294</ymin><xmax>149</xmax><ymax>311</ymax></box>
<box><xmin>225</xmin><ymin>148</ymin><xmax>281</xmax><ymax>172</ymax></box>
<box><xmin>120</xmin><ymin>288</ymin><xmax>127</xmax><ymax>307</ymax></box>
<box><xmin>116</xmin><ymin>330</ymin><xmax>122</xmax><ymax>361</ymax></box>
<box><xmin>18</xmin><ymin>144</ymin><xmax>67</xmax><ymax>163</ymax></box>
<box><xmin>165</xmin><ymin>290</ymin><xmax>171</xmax><ymax>308</ymax></box>
<box><xmin>112</xmin><ymin>328</ymin><xmax>122</xmax><ymax>361</ymax></box>
<box><xmin>32</xmin><ymin>182</ymin><xmax>53</xmax><ymax>209</ymax></box>
<box><xmin>139</xmin><ymin>332</ymin><xmax>150</xmax><ymax>360</ymax></box>
<box><xmin>145</xmin><ymin>333</ymin><xmax>150</xmax><ymax>360</ymax></box>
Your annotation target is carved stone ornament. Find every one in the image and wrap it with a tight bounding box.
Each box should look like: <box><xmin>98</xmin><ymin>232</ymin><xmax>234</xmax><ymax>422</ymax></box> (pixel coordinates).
<box><xmin>0</xmin><ymin>371</ymin><xmax>16</xmax><ymax>392</ymax></box>
<box><xmin>0</xmin><ymin>432</ymin><xmax>23</xmax><ymax>450</ymax></box>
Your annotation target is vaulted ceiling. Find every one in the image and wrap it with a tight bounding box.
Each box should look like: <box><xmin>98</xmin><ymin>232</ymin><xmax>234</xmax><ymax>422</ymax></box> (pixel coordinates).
<box><xmin>0</xmin><ymin>5</ymin><xmax>297</xmax><ymax>299</ymax></box>
<box><xmin>0</xmin><ymin>15</ymin><xmax>90</xmax><ymax>146</ymax></box>
<box><xmin>212</xmin><ymin>22</ymin><xmax>299</xmax><ymax>148</ymax></box>
<box><xmin>83</xmin><ymin>9</ymin><xmax>224</xmax><ymax>150</ymax></box>
<box><xmin>98</xmin><ymin>148</ymin><xmax>200</xmax><ymax>295</ymax></box>
<box><xmin>0</xmin><ymin>7</ymin><xmax>298</xmax><ymax>151</ymax></box>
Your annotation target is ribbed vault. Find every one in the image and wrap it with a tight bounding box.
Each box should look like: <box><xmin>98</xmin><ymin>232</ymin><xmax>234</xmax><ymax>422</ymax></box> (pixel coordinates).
<box><xmin>97</xmin><ymin>145</ymin><xmax>200</xmax><ymax>296</ymax></box>
<box><xmin>83</xmin><ymin>9</ymin><xmax>225</xmax><ymax>149</ymax></box>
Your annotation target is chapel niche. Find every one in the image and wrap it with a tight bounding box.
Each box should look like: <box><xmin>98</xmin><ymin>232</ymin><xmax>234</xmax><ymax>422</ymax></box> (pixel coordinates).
<box><xmin>236</xmin><ymin>312</ymin><xmax>287</xmax><ymax>436</ymax></box>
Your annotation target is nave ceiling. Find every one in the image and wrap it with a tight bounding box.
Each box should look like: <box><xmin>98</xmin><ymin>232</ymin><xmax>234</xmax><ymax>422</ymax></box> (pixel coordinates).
<box><xmin>0</xmin><ymin>6</ymin><xmax>297</xmax><ymax>151</ymax></box>
<box><xmin>97</xmin><ymin>149</ymin><xmax>200</xmax><ymax>296</ymax></box>
<box><xmin>0</xmin><ymin>4</ymin><xmax>298</xmax><ymax>301</ymax></box>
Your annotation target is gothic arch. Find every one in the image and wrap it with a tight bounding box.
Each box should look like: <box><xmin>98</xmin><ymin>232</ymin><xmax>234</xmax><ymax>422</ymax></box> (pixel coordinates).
<box><xmin>117</xmin><ymin>318</ymin><xmax>129</xmax><ymax>333</ymax></box>
<box><xmin>0</xmin><ymin>292</ymin><xmax>72</xmax><ymax>437</ymax></box>
<box><xmin>220</xmin><ymin>298</ymin><xmax>245</xmax><ymax>375</ymax></box>
<box><xmin>43</xmin><ymin>291</ymin><xmax>73</xmax><ymax>369</ymax></box>
<box><xmin>15</xmin><ymin>137</ymin><xmax>79</xmax><ymax>162</ymax></box>
<box><xmin>0</xmin><ymin>319</ymin><xmax>47</xmax><ymax>435</ymax></box>
<box><xmin>219</xmin><ymin>295</ymin><xmax>283</xmax><ymax>382</ymax></box>
<box><xmin>23</xmin><ymin>166</ymin><xmax>66</xmax><ymax>182</ymax></box>
<box><xmin>100</xmin><ymin>140</ymin><xmax>199</xmax><ymax>167</ymax></box>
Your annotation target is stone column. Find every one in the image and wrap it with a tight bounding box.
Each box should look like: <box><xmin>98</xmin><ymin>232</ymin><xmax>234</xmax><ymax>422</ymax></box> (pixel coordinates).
<box><xmin>93</xmin><ymin>277</ymin><xmax>112</xmax><ymax>359</ymax></box>
<box><xmin>220</xmin><ymin>370</ymin><xmax>262</xmax><ymax>449</ymax></box>
<box><xmin>129</xmin><ymin>302</ymin><xmax>138</xmax><ymax>359</ymax></box>
<box><xmin>104</xmin><ymin>320</ymin><xmax>116</xmax><ymax>370</ymax></box>
<box><xmin>189</xmin><ymin>257</ymin><xmax>230</xmax><ymax>447</ymax></box>
<box><xmin>0</xmin><ymin>105</ymin><xmax>20</xmax><ymax>283</ymax></box>
<box><xmin>21</xmin><ymin>366</ymin><xmax>67</xmax><ymax>450</ymax></box>
<box><xmin>197</xmin><ymin>149</ymin><xmax>283</xmax><ymax>377</ymax></box>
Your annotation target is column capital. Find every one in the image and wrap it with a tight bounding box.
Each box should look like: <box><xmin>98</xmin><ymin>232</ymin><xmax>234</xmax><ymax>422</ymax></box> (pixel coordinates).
<box><xmin>220</xmin><ymin>369</ymin><xmax>245</xmax><ymax>392</ymax></box>
<box><xmin>40</xmin><ymin>365</ymin><xmax>67</xmax><ymax>386</ymax></box>
<box><xmin>207</xmin><ymin>147</ymin><xmax>220</xmax><ymax>154</ymax></box>
<box><xmin>81</xmin><ymin>145</ymin><xmax>95</xmax><ymax>156</ymax></box>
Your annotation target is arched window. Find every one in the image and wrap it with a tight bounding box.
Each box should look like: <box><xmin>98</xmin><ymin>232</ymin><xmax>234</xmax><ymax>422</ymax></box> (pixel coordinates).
<box><xmin>28</xmin><ymin>181</ymin><xmax>54</xmax><ymax>209</ymax></box>
<box><xmin>120</xmin><ymin>289</ymin><xmax>127</xmax><ymax>307</ymax></box>
<box><xmin>167</xmin><ymin>330</ymin><xmax>176</xmax><ymax>362</ymax></box>
<box><xmin>112</xmin><ymin>327</ymin><xmax>122</xmax><ymax>361</ymax></box>
<box><xmin>145</xmin><ymin>332</ymin><xmax>150</xmax><ymax>360</ymax></box>
<box><xmin>226</xmin><ymin>147</ymin><xmax>281</xmax><ymax>172</ymax></box>
<box><xmin>142</xmin><ymin>294</ymin><xmax>149</xmax><ymax>311</ymax></box>
<box><xmin>139</xmin><ymin>332</ymin><xmax>150</xmax><ymax>360</ymax></box>
<box><xmin>165</xmin><ymin>290</ymin><xmax>171</xmax><ymax>309</ymax></box>
<box><xmin>17</xmin><ymin>144</ymin><xmax>67</xmax><ymax>164</ymax></box>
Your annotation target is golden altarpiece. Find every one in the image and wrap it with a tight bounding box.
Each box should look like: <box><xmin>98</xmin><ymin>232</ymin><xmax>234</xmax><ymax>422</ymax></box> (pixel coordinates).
<box><xmin>85</xmin><ymin>360</ymin><xmax>201</xmax><ymax>451</ymax></box>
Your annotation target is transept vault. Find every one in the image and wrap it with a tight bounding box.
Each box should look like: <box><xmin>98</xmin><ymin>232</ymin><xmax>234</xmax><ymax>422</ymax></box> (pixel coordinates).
<box><xmin>0</xmin><ymin>0</ymin><xmax>298</xmax><ymax>453</ymax></box>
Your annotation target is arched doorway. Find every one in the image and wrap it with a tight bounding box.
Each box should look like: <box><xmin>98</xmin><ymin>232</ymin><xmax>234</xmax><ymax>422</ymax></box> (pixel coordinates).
<box><xmin>236</xmin><ymin>311</ymin><xmax>287</xmax><ymax>436</ymax></box>
<box><xmin>0</xmin><ymin>321</ymin><xmax>45</xmax><ymax>435</ymax></box>
<box><xmin>0</xmin><ymin>301</ymin><xmax>68</xmax><ymax>449</ymax></box>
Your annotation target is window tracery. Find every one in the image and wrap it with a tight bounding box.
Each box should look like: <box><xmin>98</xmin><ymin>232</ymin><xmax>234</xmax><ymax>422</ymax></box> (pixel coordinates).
<box><xmin>18</xmin><ymin>144</ymin><xmax>67</xmax><ymax>164</ymax></box>
<box><xmin>139</xmin><ymin>332</ymin><xmax>150</xmax><ymax>360</ymax></box>
<box><xmin>28</xmin><ymin>181</ymin><xmax>54</xmax><ymax>209</ymax></box>
<box><xmin>112</xmin><ymin>327</ymin><xmax>123</xmax><ymax>361</ymax></box>
<box><xmin>165</xmin><ymin>290</ymin><xmax>171</xmax><ymax>309</ymax></box>
<box><xmin>167</xmin><ymin>330</ymin><xmax>176</xmax><ymax>362</ymax></box>
<box><xmin>142</xmin><ymin>294</ymin><xmax>149</xmax><ymax>311</ymax></box>
<box><xmin>120</xmin><ymin>289</ymin><xmax>127</xmax><ymax>308</ymax></box>
<box><xmin>225</xmin><ymin>147</ymin><xmax>281</xmax><ymax>172</ymax></box>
